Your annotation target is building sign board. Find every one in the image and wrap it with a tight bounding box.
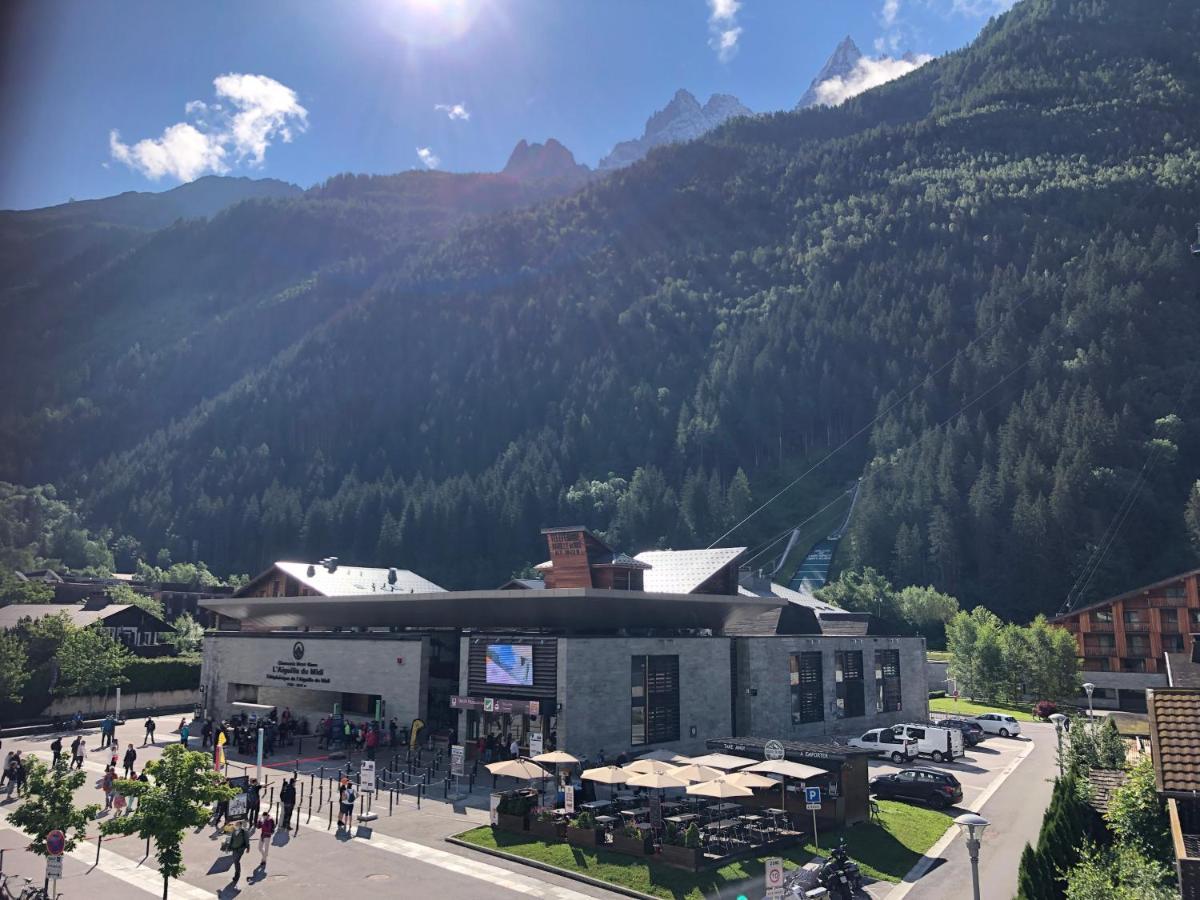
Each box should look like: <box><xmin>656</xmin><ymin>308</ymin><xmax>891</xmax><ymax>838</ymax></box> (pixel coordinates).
<box><xmin>360</xmin><ymin>760</ymin><xmax>376</xmax><ymax>795</ymax></box>
<box><xmin>564</xmin><ymin>785</ymin><xmax>575</xmax><ymax>814</ymax></box>
<box><xmin>450</xmin><ymin>746</ymin><xmax>465</xmax><ymax>777</ymax></box>
<box><xmin>265</xmin><ymin>650</ymin><xmax>331</xmax><ymax>689</ymax></box>
<box><xmin>451</xmin><ymin>695</ymin><xmax>544</xmax><ymax>716</ymax></box>
<box><xmin>764</xmin><ymin>740</ymin><xmax>785</xmax><ymax>761</ymax></box>
<box><xmin>529</xmin><ymin>732</ymin><xmax>544</xmax><ymax>756</ymax></box>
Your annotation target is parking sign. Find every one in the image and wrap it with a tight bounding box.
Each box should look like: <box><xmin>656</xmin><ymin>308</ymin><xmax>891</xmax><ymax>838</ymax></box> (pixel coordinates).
<box><xmin>765</xmin><ymin>857</ymin><xmax>784</xmax><ymax>898</ymax></box>
<box><xmin>804</xmin><ymin>786</ymin><xmax>822</xmax><ymax>809</ymax></box>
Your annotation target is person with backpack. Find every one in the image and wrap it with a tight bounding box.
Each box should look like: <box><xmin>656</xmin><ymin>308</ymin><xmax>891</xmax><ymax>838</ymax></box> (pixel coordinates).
<box><xmin>225</xmin><ymin>821</ymin><xmax>249</xmax><ymax>886</ymax></box>
<box><xmin>338</xmin><ymin>781</ymin><xmax>356</xmax><ymax>830</ymax></box>
<box><xmin>50</xmin><ymin>736</ymin><xmax>63</xmax><ymax>768</ymax></box>
<box><xmin>255</xmin><ymin>811</ymin><xmax>275</xmax><ymax>869</ymax></box>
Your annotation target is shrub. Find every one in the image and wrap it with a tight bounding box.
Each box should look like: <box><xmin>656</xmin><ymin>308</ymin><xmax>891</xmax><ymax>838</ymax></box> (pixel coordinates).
<box><xmin>123</xmin><ymin>658</ymin><xmax>201</xmax><ymax>694</ymax></box>
<box><xmin>1034</xmin><ymin>700</ymin><xmax>1059</xmax><ymax>720</ymax></box>
<box><xmin>929</xmin><ymin>690</ymin><xmax>946</xmax><ymax>699</ymax></box>
<box><xmin>571</xmin><ymin>810</ymin><xmax>596</xmax><ymax>830</ymax></box>
<box><xmin>683</xmin><ymin>823</ymin><xmax>701</xmax><ymax>849</ymax></box>
<box><xmin>664</xmin><ymin>821</ymin><xmax>681</xmax><ymax>845</ymax></box>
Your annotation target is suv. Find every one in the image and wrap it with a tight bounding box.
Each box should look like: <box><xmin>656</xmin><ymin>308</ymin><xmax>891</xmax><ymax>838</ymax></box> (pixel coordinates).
<box><xmin>973</xmin><ymin>713</ymin><xmax>1022</xmax><ymax>737</ymax></box>
<box><xmin>870</xmin><ymin>768</ymin><xmax>963</xmax><ymax>809</ymax></box>
<box><xmin>847</xmin><ymin>728</ymin><xmax>917</xmax><ymax>763</ymax></box>
<box><xmin>932</xmin><ymin>717</ymin><xmax>985</xmax><ymax>746</ymax></box>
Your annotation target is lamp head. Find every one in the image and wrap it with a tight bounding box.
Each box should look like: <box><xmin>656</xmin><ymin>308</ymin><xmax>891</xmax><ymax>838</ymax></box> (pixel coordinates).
<box><xmin>1082</xmin><ymin>682</ymin><xmax>1095</xmax><ymax>697</ymax></box>
<box><xmin>954</xmin><ymin>812</ymin><xmax>989</xmax><ymax>842</ymax></box>
<box><xmin>1048</xmin><ymin>713</ymin><xmax>1068</xmax><ymax>730</ymax></box>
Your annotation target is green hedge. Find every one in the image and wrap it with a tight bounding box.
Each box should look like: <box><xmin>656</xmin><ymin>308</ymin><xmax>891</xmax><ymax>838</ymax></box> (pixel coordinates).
<box><xmin>929</xmin><ymin>690</ymin><xmax>946</xmax><ymax>699</ymax></box>
<box><xmin>123</xmin><ymin>658</ymin><xmax>201</xmax><ymax>693</ymax></box>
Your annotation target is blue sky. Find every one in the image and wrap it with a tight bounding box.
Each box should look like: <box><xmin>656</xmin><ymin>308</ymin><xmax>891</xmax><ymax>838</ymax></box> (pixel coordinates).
<box><xmin>0</xmin><ymin>0</ymin><xmax>1015</xmax><ymax>210</ymax></box>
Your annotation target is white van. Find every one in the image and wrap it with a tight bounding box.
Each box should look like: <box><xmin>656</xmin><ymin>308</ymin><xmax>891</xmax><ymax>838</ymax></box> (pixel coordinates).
<box><xmin>890</xmin><ymin>723</ymin><xmax>965</xmax><ymax>762</ymax></box>
<box><xmin>848</xmin><ymin>728</ymin><xmax>918</xmax><ymax>763</ymax></box>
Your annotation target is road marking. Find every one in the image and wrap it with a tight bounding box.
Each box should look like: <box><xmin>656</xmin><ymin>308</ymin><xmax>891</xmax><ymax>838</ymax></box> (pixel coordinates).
<box><xmin>353</xmin><ymin>829</ymin><xmax>598</xmax><ymax>899</ymax></box>
<box><xmin>885</xmin><ymin>737</ymin><xmax>1038</xmax><ymax>900</ymax></box>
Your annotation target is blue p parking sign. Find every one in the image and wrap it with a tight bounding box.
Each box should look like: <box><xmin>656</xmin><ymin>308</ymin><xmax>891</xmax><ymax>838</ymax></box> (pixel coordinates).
<box><xmin>804</xmin><ymin>786</ymin><xmax>822</xmax><ymax>808</ymax></box>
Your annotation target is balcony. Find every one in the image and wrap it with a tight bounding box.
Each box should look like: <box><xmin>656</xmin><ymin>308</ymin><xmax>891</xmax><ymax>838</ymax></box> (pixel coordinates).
<box><xmin>1082</xmin><ymin>657</ymin><xmax>1112</xmax><ymax>672</ymax></box>
<box><xmin>1087</xmin><ymin>621</ymin><xmax>1114</xmax><ymax>633</ymax></box>
<box><xmin>1083</xmin><ymin>643</ymin><xmax>1116</xmax><ymax>657</ymax></box>
<box><xmin>1121</xmin><ymin>658</ymin><xmax>1147</xmax><ymax>673</ymax></box>
<box><xmin>1123</xmin><ymin>621</ymin><xmax>1151</xmax><ymax>633</ymax></box>
<box><xmin>1126</xmin><ymin>642</ymin><xmax>1152</xmax><ymax>658</ymax></box>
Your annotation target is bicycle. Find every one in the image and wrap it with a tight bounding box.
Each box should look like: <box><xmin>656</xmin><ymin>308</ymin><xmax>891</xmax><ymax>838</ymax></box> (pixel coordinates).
<box><xmin>1</xmin><ymin>873</ymin><xmax>53</xmax><ymax>900</ymax></box>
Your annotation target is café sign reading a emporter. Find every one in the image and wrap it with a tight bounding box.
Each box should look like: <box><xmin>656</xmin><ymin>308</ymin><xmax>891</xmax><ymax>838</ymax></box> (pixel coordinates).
<box><xmin>266</xmin><ymin>642</ymin><xmax>332</xmax><ymax>689</ymax></box>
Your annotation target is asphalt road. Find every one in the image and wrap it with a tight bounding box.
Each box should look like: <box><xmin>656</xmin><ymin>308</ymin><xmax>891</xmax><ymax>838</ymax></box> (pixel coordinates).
<box><xmin>896</xmin><ymin>722</ymin><xmax>1057</xmax><ymax>900</ymax></box>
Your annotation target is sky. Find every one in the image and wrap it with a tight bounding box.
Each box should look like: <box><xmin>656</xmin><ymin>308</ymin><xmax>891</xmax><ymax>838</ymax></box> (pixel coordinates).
<box><xmin>0</xmin><ymin>0</ymin><xmax>1016</xmax><ymax>210</ymax></box>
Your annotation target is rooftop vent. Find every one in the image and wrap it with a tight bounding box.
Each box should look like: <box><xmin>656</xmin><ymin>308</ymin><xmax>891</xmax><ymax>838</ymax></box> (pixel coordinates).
<box><xmin>307</xmin><ymin>565</ymin><xmax>316</xmax><ymax>577</ymax></box>
<box><xmin>319</xmin><ymin>556</ymin><xmax>339</xmax><ymax>573</ymax></box>
<box><xmin>388</xmin><ymin>568</ymin><xmax>398</xmax><ymax>585</ymax></box>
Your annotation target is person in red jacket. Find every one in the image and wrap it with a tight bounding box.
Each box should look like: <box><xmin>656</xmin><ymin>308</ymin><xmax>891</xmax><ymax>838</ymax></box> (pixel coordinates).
<box><xmin>256</xmin><ymin>811</ymin><xmax>275</xmax><ymax>869</ymax></box>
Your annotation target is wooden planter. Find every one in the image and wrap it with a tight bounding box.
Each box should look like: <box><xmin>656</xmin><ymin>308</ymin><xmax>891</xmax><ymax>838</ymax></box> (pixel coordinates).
<box><xmin>528</xmin><ymin>819</ymin><xmax>565</xmax><ymax>842</ymax></box>
<box><xmin>495</xmin><ymin>812</ymin><xmax>529</xmax><ymax>834</ymax></box>
<box><xmin>565</xmin><ymin>826</ymin><xmax>603</xmax><ymax>848</ymax></box>
<box><xmin>660</xmin><ymin>844</ymin><xmax>705</xmax><ymax>870</ymax></box>
<box><xmin>610</xmin><ymin>833</ymin><xmax>654</xmax><ymax>857</ymax></box>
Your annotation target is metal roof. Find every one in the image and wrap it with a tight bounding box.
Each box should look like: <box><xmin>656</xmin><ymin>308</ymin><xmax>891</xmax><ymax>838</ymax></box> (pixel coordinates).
<box><xmin>1050</xmin><ymin>567</ymin><xmax>1200</xmax><ymax>622</ymax></box>
<box><xmin>0</xmin><ymin>604</ymin><xmax>155</xmax><ymax>631</ymax></box>
<box><xmin>634</xmin><ymin>548</ymin><xmax>746</xmax><ymax>594</ymax></box>
<box><xmin>248</xmin><ymin>562</ymin><xmax>446</xmax><ymax>597</ymax></box>
<box><xmin>200</xmin><ymin>587</ymin><xmax>782</xmax><ymax>633</ymax></box>
<box><xmin>737</xmin><ymin>582</ymin><xmax>840</xmax><ymax>612</ymax></box>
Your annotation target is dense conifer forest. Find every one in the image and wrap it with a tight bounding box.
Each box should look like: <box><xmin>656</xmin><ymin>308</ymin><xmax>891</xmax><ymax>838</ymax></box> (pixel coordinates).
<box><xmin>3</xmin><ymin>0</ymin><xmax>1200</xmax><ymax>617</ymax></box>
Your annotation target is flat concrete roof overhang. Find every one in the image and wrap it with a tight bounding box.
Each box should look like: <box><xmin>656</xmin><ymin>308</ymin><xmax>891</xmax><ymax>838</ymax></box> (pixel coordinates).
<box><xmin>200</xmin><ymin>588</ymin><xmax>784</xmax><ymax>633</ymax></box>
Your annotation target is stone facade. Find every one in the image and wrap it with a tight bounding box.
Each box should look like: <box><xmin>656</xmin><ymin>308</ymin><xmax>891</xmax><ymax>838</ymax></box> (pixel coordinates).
<box><xmin>200</xmin><ymin>633</ymin><xmax>428</xmax><ymax>725</ymax></box>
<box><xmin>557</xmin><ymin>636</ymin><xmax>732</xmax><ymax>758</ymax></box>
<box><xmin>733</xmin><ymin>636</ymin><xmax>928</xmax><ymax>741</ymax></box>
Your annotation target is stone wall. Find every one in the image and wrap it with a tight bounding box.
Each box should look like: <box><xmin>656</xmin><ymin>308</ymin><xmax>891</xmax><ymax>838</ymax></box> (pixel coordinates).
<box><xmin>42</xmin><ymin>689</ymin><xmax>197</xmax><ymax>718</ymax></box>
<box><xmin>735</xmin><ymin>636</ymin><xmax>928</xmax><ymax>741</ymax></box>
<box><xmin>558</xmin><ymin>636</ymin><xmax>731</xmax><ymax>758</ymax></box>
<box><xmin>200</xmin><ymin>633</ymin><xmax>427</xmax><ymax>725</ymax></box>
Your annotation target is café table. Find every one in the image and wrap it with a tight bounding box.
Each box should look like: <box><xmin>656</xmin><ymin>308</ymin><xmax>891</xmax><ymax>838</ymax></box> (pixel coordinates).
<box><xmin>581</xmin><ymin>800</ymin><xmax>612</xmax><ymax>812</ymax></box>
<box><xmin>621</xmin><ymin>807</ymin><xmax>651</xmax><ymax>820</ymax></box>
<box><xmin>594</xmin><ymin>815</ymin><xmax>618</xmax><ymax>827</ymax></box>
<box><xmin>707</xmin><ymin>802</ymin><xmax>741</xmax><ymax>815</ymax></box>
<box><xmin>665</xmin><ymin>813</ymin><xmax>700</xmax><ymax>825</ymax></box>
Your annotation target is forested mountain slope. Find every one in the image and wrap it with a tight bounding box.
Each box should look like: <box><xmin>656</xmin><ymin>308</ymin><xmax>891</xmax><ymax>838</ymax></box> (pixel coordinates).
<box><xmin>5</xmin><ymin>0</ymin><xmax>1200</xmax><ymax>615</ymax></box>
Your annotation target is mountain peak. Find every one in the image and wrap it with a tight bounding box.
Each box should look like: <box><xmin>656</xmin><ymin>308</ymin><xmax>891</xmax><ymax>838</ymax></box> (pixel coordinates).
<box><xmin>598</xmin><ymin>89</ymin><xmax>752</xmax><ymax>170</ymax></box>
<box><xmin>798</xmin><ymin>36</ymin><xmax>866</xmax><ymax>108</ymax></box>
<box><xmin>502</xmin><ymin>138</ymin><xmax>590</xmax><ymax>183</ymax></box>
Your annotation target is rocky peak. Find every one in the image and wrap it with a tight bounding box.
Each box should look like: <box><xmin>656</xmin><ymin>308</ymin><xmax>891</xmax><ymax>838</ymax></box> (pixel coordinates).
<box><xmin>502</xmin><ymin>138</ymin><xmax>590</xmax><ymax>183</ymax></box>
<box><xmin>798</xmin><ymin>35</ymin><xmax>865</xmax><ymax>108</ymax></box>
<box><xmin>599</xmin><ymin>89</ymin><xmax>752</xmax><ymax>170</ymax></box>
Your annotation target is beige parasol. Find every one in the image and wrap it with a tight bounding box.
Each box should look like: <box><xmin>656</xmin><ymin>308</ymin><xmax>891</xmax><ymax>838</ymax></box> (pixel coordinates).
<box><xmin>581</xmin><ymin>765</ymin><xmax>631</xmax><ymax>785</ymax></box>
<box><xmin>672</xmin><ymin>763</ymin><xmax>726</xmax><ymax>783</ymax></box>
<box><xmin>685</xmin><ymin>777</ymin><xmax>754</xmax><ymax>799</ymax></box>
<box><xmin>623</xmin><ymin>758</ymin><xmax>679</xmax><ymax>775</ymax></box>
<box><xmin>741</xmin><ymin>759</ymin><xmax>826</xmax><ymax>812</ymax></box>
<box><xmin>486</xmin><ymin>758</ymin><xmax>551</xmax><ymax>780</ymax></box>
<box><xmin>682</xmin><ymin>753</ymin><xmax>755</xmax><ymax>771</ymax></box>
<box><xmin>723</xmin><ymin>771</ymin><xmax>779</xmax><ymax>790</ymax></box>
<box><xmin>531</xmin><ymin>751</ymin><xmax>580</xmax><ymax>765</ymax></box>
<box><xmin>634</xmin><ymin>749</ymin><xmax>692</xmax><ymax>763</ymax></box>
<box><xmin>625</xmin><ymin>771</ymin><xmax>688</xmax><ymax>790</ymax></box>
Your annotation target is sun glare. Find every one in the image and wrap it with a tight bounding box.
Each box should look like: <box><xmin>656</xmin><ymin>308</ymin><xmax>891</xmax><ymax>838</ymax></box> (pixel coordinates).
<box><xmin>375</xmin><ymin>0</ymin><xmax>490</xmax><ymax>47</ymax></box>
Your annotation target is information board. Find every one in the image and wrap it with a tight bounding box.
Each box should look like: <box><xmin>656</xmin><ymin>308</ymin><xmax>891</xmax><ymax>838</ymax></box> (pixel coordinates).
<box><xmin>450</xmin><ymin>745</ymin><xmax>465</xmax><ymax>777</ymax></box>
<box><xmin>564</xmin><ymin>785</ymin><xmax>576</xmax><ymax>814</ymax></box>
<box><xmin>45</xmin><ymin>856</ymin><xmax>63</xmax><ymax>879</ymax></box>
<box><xmin>765</xmin><ymin>857</ymin><xmax>784</xmax><ymax>898</ymax></box>
<box><xmin>528</xmin><ymin>732</ymin><xmax>544</xmax><ymax>756</ymax></box>
<box><xmin>360</xmin><ymin>760</ymin><xmax>376</xmax><ymax>795</ymax></box>
<box><xmin>489</xmin><ymin>793</ymin><xmax>501</xmax><ymax>825</ymax></box>
<box><xmin>227</xmin><ymin>775</ymin><xmax>249</xmax><ymax>820</ymax></box>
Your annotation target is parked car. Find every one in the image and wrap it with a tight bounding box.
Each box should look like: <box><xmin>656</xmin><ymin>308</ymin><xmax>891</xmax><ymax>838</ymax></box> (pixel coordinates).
<box><xmin>890</xmin><ymin>723</ymin><xmax>965</xmax><ymax>762</ymax></box>
<box><xmin>932</xmin><ymin>717</ymin><xmax>985</xmax><ymax>746</ymax></box>
<box><xmin>972</xmin><ymin>713</ymin><xmax>1022</xmax><ymax>737</ymax></box>
<box><xmin>847</xmin><ymin>728</ymin><xmax>918</xmax><ymax>763</ymax></box>
<box><xmin>870</xmin><ymin>768</ymin><xmax>963</xmax><ymax>809</ymax></box>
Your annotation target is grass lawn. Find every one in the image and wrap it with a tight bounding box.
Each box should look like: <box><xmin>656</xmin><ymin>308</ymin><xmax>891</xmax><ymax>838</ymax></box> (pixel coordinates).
<box><xmin>926</xmin><ymin>650</ymin><xmax>951</xmax><ymax>663</ymax></box>
<box><xmin>930</xmin><ymin>696</ymin><xmax>1037</xmax><ymax>722</ymax></box>
<box><xmin>453</xmin><ymin>800</ymin><xmax>951</xmax><ymax>899</ymax></box>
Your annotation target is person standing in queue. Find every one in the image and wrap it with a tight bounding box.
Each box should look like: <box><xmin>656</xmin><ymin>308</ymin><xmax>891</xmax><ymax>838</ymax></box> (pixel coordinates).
<box><xmin>49</xmin><ymin>736</ymin><xmax>62</xmax><ymax>768</ymax></box>
<box><xmin>122</xmin><ymin>743</ymin><xmax>137</xmax><ymax>778</ymax></box>
<box><xmin>143</xmin><ymin>716</ymin><xmax>155</xmax><ymax>746</ymax></box>
<box><xmin>280</xmin><ymin>776</ymin><xmax>296</xmax><ymax>830</ymax></box>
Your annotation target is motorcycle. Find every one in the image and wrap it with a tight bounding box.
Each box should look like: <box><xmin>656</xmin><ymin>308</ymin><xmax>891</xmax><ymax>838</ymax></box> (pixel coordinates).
<box><xmin>776</xmin><ymin>841</ymin><xmax>863</xmax><ymax>900</ymax></box>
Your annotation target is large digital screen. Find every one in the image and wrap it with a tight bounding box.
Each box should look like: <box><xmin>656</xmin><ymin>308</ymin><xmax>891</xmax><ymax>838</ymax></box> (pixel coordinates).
<box><xmin>486</xmin><ymin>644</ymin><xmax>533</xmax><ymax>686</ymax></box>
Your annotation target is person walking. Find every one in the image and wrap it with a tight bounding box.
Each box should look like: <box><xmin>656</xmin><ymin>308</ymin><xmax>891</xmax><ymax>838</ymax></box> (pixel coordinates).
<box><xmin>122</xmin><ymin>743</ymin><xmax>137</xmax><ymax>778</ymax></box>
<box><xmin>201</xmin><ymin>720</ymin><xmax>213</xmax><ymax>749</ymax></box>
<box><xmin>98</xmin><ymin>716</ymin><xmax>109</xmax><ymax>749</ymax></box>
<box><xmin>3</xmin><ymin>753</ymin><xmax>19</xmax><ymax>800</ymax></box>
<box><xmin>71</xmin><ymin>738</ymin><xmax>86</xmax><ymax>770</ymax></box>
<box><xmin>365</xmin><ymin>724</ymin><xmax>378</xmax><ymax>761</ymax></box>
<box><xmin>143</xmin><ymin>717</ymin><xmax>155</xmax><ymax>746</ymax></box>
<box><xmin>245</xmin><ymin>778</ymin><xmax>260</xmax><ymax>824</ymax></box>
<box><xmin>179</xmin><ymin>720</ymin><xmax>190</xmax><ymax>746</ymax></box>
<box><xmin>101</xmin><ymin>767</ymin><xmax>115</xmax><ymax>811</ymax></box>
<box><xmin>49</xmin><ymin>736</ymin><xmax>63</xmax><ymax>768</ymax></box>
<box><xmin>226</xmin><ymin>821</ymin><xmax>249</xmax><ymax>886</ymax></box>
<box><xmin>255</xmin><ymin>811</ymin><xmax>275</xmax><ymax>870</ymax></box>
<box><xmin>280</xmin><ymin>776</ymin><xmax>296</xmax><ymax>830</ymax></box>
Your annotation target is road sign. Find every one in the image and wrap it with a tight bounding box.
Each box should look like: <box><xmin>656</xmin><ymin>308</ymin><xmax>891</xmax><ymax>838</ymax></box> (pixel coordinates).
<box><xmin>450</xmin><ymin>745</ymin><xmax>465</xmax><ymax>777</ymax></box>
<box><xmin>764</xmin><ymin>857</ymin><xmax>784</xmax><ymax>898</ymax></box>
<box><xmin>360</xmin><ymin>760</ymin><xmax>376</xmax><ymax>795</ymax></box>
<box><xmin>564</xmin><ymin>785</ymin><xmax>576</xmax><ymax>814</ymax></box>
<box><xmin>46</xmin><ymin>829</ymin><xmax>65</xmax><ymax>856</ymax></box>
<box><xmin>764</xmin><ymin>739</ymin><xmax>785</xmax><ymax>761</ymax></box>
<box><xmin>804</xmin><ymin>786</ymin><xmax>822</xmax><ymax>809</ymax></box>
<box><xmin>45</xmin><ymin>856</ymin><xmax>63</xmax><ymax>879</ymax></box>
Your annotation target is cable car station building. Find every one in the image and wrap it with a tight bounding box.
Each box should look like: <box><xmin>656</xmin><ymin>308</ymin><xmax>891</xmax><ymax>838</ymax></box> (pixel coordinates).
<box><xmin>200</xmin><ymin>527</ymin><xmax>928</xmax><ymax>758</ymax></box>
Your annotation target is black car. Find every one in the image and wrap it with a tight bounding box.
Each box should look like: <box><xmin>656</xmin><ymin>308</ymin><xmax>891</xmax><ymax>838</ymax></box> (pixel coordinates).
<box><xmin>870</xmin><ymin>768</ymin><xmax>963</xmax><ymax>809</ymax></box>
<box><xmin>932</xmin><ymin>717</ymin><xmax>985</xmax><ymax>745</ymax></box>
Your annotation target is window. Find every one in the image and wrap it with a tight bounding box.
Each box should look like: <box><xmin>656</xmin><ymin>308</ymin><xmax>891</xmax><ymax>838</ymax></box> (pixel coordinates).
<box><xmin>1191</xmin><ymin>609</ymin><xmax>1200</xmax><ymax>627</ymax></box>
<box><xmin>1123</xmin><ymin>610</ymin><xmax>1146</xmax><ymax>625</ymax></box>
<box><xmin>835</xmin><ymin>650</ymin><xmax>866</xmax><ymax>719</ymax></box>
<box><xmin>859</xmin><ymin>732</ymin><xmax>877</xmax><ymax>743</ymax></box>
<box><xmin>1161</xmin><ymin>609</ymin><xmax>1181</xmax><ymax>632</ymax></box>
<box><xmin>896</xmin><ymin>771</ymin><xmax>916</xmax><ymax>783</ymax></box>
<box><xmin>1163</xmin><ymin>634</ymin><xmax>1186</xmax><ymax>653</ymax></box>
<box><xmin>1090</xmin><ymin>609</ymin><xmax>1113</xmax><ymax>624</ymax></box>
<box><xmin>631</xmin><ymin>655</ymin><xmax>679</xmax><ymax>746</ymax></box>
<box><xmin>875</xmin><ymin>649</ymin><xmax>902</xmax><ymax>713</ymax></box>
<box><xmin>1121</xmin><ymin>658</ymin><xmax>1147</xmax><ymax>673</ymax></box>
<box><xmin>789</xmin><ymin>652</ymin><xmax>824</xmax><ymax>725</ymax></box>
<box><xmin>1167</xmin><ymin>585</ymin><xmax>1187</xmax><ymax>600</ymax></box>
<box><xmin>1126</xmin><ymin>636</ymin><xmax>1151</xmax><ymax>656</ymax></box>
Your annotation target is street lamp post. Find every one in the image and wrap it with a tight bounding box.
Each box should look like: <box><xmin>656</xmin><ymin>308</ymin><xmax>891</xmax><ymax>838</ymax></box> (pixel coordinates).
<box><xmin>1082</xmin><ymin>682</ymin><xmax>1095</xmax><ymax>725</ymax></box>
<box><xmin>1049</xmin><ymin>713</ymin><xmax>1068</xmax><ymax>776</ymax></box>
<box><xmin>955</xmin><ymin>813</ymin><xmax>990</xmax><ymax>900</ymax></box>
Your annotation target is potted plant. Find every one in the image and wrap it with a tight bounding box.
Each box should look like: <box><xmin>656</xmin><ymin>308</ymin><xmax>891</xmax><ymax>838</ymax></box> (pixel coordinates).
<box><xmin>565</xmin><ymin>809</ymin><xmax>604</xmax><ymax>848</ymax></box>
<box><xmin>528</xmin><ymin>808</ymin><xmax>565</xmax><ymax>841</ymax></box>
<box><xmin>494</xmin><ymin>793</ymin><xmax>532</xmax><ymax>833</ymax></box>
<box><xmin>611</xmin><ymin>822</ymin><xmax>654</xmax><ymax>857</ymax></box>
<box><xmin>660</xmin><ymin>821</ymin><xmax>705</xmax><ymax>869</ymax></box>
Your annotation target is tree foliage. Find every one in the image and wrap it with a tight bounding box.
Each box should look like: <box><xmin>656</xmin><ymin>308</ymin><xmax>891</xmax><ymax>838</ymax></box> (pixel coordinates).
<box><xmin>101</xmin><ymin>744</ymin><xmax>237</xmax><ymax>899</ymax></box>
<box><xmin>1064</xmin><ymin>842</ymin><xmax>1175</xmax><ymax>900</ymax></box>
<box><xmin>166</xmin><ymin>613</ymin><xmax>203</xmax><ymax>656</ymax></box>
<box><xmin>948</xmin><ymin>608</ymin><xmax>1079</xmax><ymax>702</ymax></box>
<box><xmin>0</xmin><ymin>631</ymin><xmax>29</xmax><ymax>704</ymax></box>
<box><xmin>106</xmin><ymin>582</ymin><xmax>165</xmax><ymax>619</ymax></box>
<box><xmin>1105</xmin><ymin>756</ymin><xmax>1173</xmax><ymax>866</ymax></box>
<box><xmin>54</xmin><ymin>626</ymin><xmax>130</xmax><ymax>697</ymax></box>
<box><xmin>6</xmin><ymin>756</ymin><xmax>100</xmax><ymax>856</ymax></box>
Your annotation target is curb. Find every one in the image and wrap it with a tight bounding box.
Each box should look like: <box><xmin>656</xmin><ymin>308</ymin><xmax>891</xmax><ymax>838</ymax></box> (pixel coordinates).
<box><xmin>444</xmin><ymin>834</ymin><xmax>661</xmax><ymax>900</ymax></box>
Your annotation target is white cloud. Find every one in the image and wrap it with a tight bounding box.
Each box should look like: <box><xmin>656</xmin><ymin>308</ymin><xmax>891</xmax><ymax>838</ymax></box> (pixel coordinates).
<box><xmin>811</xmin><ymin>53</ymin><xmax>934</xmax><ymax>106</ymax></box>
<box><xmin>416</xmin><ymin>147</ymin><xmax>440</xmax><ymax>169</ymax></box>
<box><xmin>109</xmin><ymin>73</ymin><xmax>306</xmax><ymax>183</ymax></box>
<box><xmin>950</xmin><ymin>0</ymin><xmax>1016</xmax><ymax>15</ymax></box>
<box><xmin>882</xmin><ymin>0</ymin><xmax>901</xmax><ymax>26</ymax></box>
<box><xmin>434</xmin><ymin>103</ymin><xmax>470</xmax><ymax>121</ymax></box>
<box><xmin>707</xmin><ymin>0</ymin><xmax>742</xmax><ymax>63</ymax></box>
